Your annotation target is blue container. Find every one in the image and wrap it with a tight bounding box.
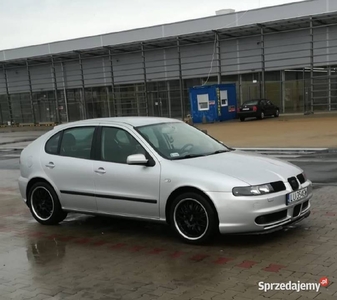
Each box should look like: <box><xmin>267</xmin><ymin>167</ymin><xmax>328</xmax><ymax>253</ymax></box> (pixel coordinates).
<box><xmin>189</xmin><ymin>84</ymin><xmax>237</xmax><ymax>123</ymax></box>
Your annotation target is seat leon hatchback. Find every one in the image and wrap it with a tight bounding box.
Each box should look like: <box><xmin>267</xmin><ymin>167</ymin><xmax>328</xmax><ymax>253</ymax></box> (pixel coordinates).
<box><xmin>19</xmin><ymin>117</ymin><xmax>312</xmax><ymax>244</ymax></box>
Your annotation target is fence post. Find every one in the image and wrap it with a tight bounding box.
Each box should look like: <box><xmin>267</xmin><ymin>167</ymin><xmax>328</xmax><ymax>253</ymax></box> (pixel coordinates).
<box><xmin>26</xmin><ymin>60</ymin><xmax>36</xmax><ymax>124</ymax></box>
<box><xmin>141</xmin><ymin>43</ymin><xmax>149</xmax><ymax>116</ymax></box>
<box><xmin>78</xmin><ymin>53</ymin><xmax>87</xmax><ymax>119</ymax></box>
<box><xmin>3</xmin><ymin>65</ymin><xmax>13</xmax><ymax>124</ymax></box>
<box><xmin>51</xmin><ymin>56</ymin><xmax>60</xmax><ymax>123</ymax></box>
<box><xmin>177</xmin><ymin>37</ymin><xmax>184</xmax><ymax>119</ymax></box>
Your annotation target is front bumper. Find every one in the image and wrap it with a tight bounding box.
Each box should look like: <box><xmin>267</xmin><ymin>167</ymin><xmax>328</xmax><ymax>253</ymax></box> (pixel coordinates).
<box><xmin>234</xmin><ymin>210</ymin><xmax>311</xmax><ymax>235</ymax></box>
<box><xmin>206</xmin><ymin>180</ymin><xmax>313</xmax><ymax>234</ymax></box>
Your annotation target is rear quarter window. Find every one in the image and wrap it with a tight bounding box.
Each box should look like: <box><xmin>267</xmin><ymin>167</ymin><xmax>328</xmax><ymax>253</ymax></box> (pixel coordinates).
<box><xmin>45</xmin><ymin>132</ymin><xmax>61</xmax><ymax>155</ymax></box>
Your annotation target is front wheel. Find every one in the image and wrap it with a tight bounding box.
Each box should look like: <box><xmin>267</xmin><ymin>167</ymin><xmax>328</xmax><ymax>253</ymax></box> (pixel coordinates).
<box><xmin>274</xmin><ymin>109</ymin><xmax>279</xmax><ymax>117</ymax></box>
<box><xmin>28</xmin><ymin>182</ymin><xmax>67</xmax><ymax>225</ymax></box>
<box><xmin>240</xmin><ymin>117</ymin><xmax>245</xmax><ymax>122</ymax></box>
<box><xmin>169</xmin><ymin>192</ymin><xmax>218</xmax><ymax>244</ymax></box>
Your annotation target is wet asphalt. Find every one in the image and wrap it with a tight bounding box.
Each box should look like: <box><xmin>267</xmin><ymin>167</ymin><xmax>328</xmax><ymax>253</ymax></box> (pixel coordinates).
<box><xmin>1</xmin><ymin>148</ymin><xmax>337</xmax><ymax>299</ymax></box>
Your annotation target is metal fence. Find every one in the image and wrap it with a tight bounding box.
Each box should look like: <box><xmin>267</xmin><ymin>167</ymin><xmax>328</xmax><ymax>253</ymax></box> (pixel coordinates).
<box><xmin>1</xmin><ymin>14</ymin><xmax>337</xmax><ymax>125</ymax></box>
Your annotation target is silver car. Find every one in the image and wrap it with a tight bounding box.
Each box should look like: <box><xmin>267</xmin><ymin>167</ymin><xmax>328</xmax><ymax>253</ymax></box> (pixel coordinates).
<box><xmin>19</xmin><ymin>117</ymin><xmax>312</xmax><ymax>244</ymax></box>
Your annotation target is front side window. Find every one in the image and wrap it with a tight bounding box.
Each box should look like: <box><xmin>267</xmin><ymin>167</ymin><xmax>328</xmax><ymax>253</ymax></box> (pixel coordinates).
<box><xmin>137</xmin><ymin>126</ymin><xmax>159</xmax><ymax>148</ymax></box>
<box><xmin>60</xmin><ymin>127</ymin><xmax>95</xmax><ymax>159</ymax></box>
<box><xmin>101</xmin><ymin>127</ymin><xmax>146</xmax><ymax>164</ymax></box>
<box><xmin>137</xmin><ymin>122</ymin><xmax>229</xmax><ymax>160</ymax></box>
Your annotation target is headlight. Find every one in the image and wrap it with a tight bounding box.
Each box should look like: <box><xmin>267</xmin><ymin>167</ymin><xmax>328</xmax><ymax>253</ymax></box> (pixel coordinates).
<box><xmin>232</xmin><ymin>184</ymin><xmax>274</xmax><ymax>196</ymax></box>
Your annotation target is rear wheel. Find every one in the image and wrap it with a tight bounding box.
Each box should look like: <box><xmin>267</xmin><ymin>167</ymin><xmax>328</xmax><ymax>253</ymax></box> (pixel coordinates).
<box><xmin>240</xmin><ymin>117</ymin><xmax>245</xmax><ymax>122</ymax></box>
<box><xmin>28</xmin><ymin>182</ymin><xmax>67</xmax><ymax>225</ymax></box>
<box><xmin>274</xmin><ymin>109</ymin><xmax>279</xmax><ymax>117</ymax></box>
<box><xmin>169</xmin><ymin>192</ymin><xmax>218</xmax><ymax>244</ymax></box>
<box><xmin>258</xmin><ymin>111</ymin><xmax>265</xmax><ymax>120</ymax></box>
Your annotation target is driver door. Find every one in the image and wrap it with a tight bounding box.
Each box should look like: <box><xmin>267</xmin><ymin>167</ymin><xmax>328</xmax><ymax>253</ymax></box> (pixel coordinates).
<box><xmin>93</xmin><ymin>126</ymin><xmax>161</xmax><ymax>219</ymax></box>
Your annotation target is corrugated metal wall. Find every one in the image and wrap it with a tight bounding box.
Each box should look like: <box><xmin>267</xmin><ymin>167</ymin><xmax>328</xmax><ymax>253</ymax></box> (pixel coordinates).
<box><xmin>0</xmin><ymin>22</ymin><xmax>337</xmax><ymax>124</ymax></box>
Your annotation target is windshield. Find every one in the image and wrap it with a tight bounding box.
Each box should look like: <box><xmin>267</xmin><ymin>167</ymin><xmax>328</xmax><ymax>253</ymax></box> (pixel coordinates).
<box><xmin>136</xmin><ymin>122</ymin><xmax>229</xmax><ymax>160</ymax></box>
<box><xmin>243</xmin><ymin>100</ymin><xmax>259</xmax><ymax>106</ymax></box>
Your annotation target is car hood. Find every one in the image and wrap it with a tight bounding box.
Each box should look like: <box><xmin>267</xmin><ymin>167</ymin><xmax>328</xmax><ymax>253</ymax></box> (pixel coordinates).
<box><xmin>176</xmin><ymin>150</ymin><xmax>302</xmax><ymax>185</ymax></box>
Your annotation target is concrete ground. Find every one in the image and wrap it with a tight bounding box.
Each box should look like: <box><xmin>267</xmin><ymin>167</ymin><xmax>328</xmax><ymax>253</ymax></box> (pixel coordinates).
<box><xmin>197</xmin><ymin>113</ymin><xmax>337</xmax><ymax>148</ymax></box>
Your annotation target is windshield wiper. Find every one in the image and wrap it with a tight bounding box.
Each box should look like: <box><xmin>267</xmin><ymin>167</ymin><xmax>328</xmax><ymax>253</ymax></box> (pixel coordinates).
<box><xmin>172</xmin><ymin>154</ymin><xmax>206</xmax><ymax>160</ymax></box>
<box><xmin>207</xmin><ymin>150</ymin><xmax>229</xmax><ymax>156</ymax></box>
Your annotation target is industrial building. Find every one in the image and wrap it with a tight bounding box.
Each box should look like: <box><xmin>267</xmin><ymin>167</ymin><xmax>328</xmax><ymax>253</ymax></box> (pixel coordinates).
<box><xmin>0</xmin><ymin>0</ymin><xmax>337</xmax><ymax>124</ymax></box>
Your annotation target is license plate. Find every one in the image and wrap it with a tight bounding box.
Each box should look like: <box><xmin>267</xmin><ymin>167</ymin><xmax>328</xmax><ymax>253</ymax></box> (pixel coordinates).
<box><xmin>242</xmin><ymin>108</ymin><xmax>250</xmax><ymax>111</ymax></box>
<box><xmin>286</xmin><ymin>187</ymin><xmax>308</xmax><ymax>205</ymax></box>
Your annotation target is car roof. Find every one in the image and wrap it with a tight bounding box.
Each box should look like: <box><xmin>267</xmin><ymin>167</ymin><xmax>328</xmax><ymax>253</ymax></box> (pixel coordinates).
<box><xmin>54</xmin><ymin>117</ymin><xmax>182</xmax><ymax>130</ymax></box>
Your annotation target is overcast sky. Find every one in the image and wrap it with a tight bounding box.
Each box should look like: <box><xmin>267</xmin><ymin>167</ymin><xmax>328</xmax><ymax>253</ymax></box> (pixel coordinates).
<box><xmin>0</xmin><ymin>0</ymin><xmax>305</xmax><ymax>50</ymax></box>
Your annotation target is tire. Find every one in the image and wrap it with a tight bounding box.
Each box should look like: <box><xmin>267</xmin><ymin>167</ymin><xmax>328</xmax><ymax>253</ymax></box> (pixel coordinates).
<box><xmin>169</xmin><ymin>192</ymin><xmax>218</xmax><ymax>244</ymax></box>
<box><xmin>258</xmin><ymin>111</ymin><xmax>265</xmax><ymax>120</ymax></box>
<box><xmin>28</xmin><ymin>182</ymin><xmax>67</xmax><ymax>225</ymax></box>
<box><xmin>240</xmin><ymin>117</ymin><xmax>245</xmax><ymax>122</ymax></box>
<box><xmin>274</xmin><ymin>109</ymin><xmax>279</xmax><ymax>118</ymax></box>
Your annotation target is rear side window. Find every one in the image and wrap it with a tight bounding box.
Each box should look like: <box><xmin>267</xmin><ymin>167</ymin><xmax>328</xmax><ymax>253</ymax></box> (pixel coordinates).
<box><xmin>60</xmin><ymin>127</ymin><xmax>95</xmax><ymax>159</ymax></box>
<box><xmin>45</xmin><ymin>132</ymin><xmax>61</xmax><ymax>155</ymax></box>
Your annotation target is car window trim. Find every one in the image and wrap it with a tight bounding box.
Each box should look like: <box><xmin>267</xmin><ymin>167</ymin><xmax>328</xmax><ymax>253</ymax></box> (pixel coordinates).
<box><xmin>56</xmin><ymin>130</ymin><xmax>64</xmax><ymax>155</ymax></box>
<box><xmin>94</xmin><ymin>126</ymin><xmax>103</xmax><ymax>161</ymax></box>
<box><xmin>91</xmin><ymin>126</ymin><xmax>101</xmax><ymax>161</ymax></box>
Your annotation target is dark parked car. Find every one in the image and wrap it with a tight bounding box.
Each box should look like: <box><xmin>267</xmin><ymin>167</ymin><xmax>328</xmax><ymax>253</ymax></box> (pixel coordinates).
<box><xmin>237</xmin><ymin>99</ymin><xmax>280</xmax><ymax>122</ymax></box>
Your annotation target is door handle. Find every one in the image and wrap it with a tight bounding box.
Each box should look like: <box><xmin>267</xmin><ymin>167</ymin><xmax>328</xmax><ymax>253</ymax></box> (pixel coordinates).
<box><xmin>45</xmin><ymin>162</ymin><xmax>55</xmax><ymax>169</ymax></box>
<box><xmin>95</xmin><ymin>167</ymin><xmax>106</xmax><ymax>174</ymax></box>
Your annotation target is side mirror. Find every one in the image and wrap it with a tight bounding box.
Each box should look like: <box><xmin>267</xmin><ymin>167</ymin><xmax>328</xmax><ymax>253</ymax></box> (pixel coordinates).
<box><xmin>127</xmin><ymin>154</ymin><xmax>148</xmax><ymax>165</ymax></box>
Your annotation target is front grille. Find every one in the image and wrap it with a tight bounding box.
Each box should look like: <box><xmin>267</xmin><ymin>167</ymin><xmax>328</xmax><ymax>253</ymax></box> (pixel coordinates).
<box><xmin>288</xmin><ymin>177</ymin><xmax>299</xmax><ymax>191</ymax></box>
<box><xmin>293</xmin><ymin>204</ymin><xmax>301</xmax><ymax>217</ymax></box>
<box><xmin>297</xmin><ymin>173</ymin><xmax>305</xmax><ymax>184</ymax></box>
<box><xmin>270</xmin><ymin>181</ymin><xmax>286</xmax><ymax>192</ymax></box>
<box><xmin>255</xmin><ymin>210</ymin><xmax>287</xmax><ymax>225</ymax></box>
<box><xmin>302</xmin><ymin>200</ymin><xmax>309</xmax><ymax>210</ymax></box>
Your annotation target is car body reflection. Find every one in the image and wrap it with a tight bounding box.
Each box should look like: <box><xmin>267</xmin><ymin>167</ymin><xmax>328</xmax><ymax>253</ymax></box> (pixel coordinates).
<box><xmin>26</xmin><ymin>238</ymin><xmax>66</xmax><ymax>264</ymax></box>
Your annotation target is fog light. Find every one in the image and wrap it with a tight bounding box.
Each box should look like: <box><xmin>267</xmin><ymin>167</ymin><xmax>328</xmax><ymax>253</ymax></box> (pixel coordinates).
<box><xmin>255</xmin><ymin>216</ymin><xmax>266</xmax><ymax>225</ymax></box>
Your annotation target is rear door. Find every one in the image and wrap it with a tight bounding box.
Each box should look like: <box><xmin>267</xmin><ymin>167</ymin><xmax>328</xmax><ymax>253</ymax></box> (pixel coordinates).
<box><xmin>40</xmin><ymin>126</ymin><xmax>97</xmax><ymax>212</ymax></box>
